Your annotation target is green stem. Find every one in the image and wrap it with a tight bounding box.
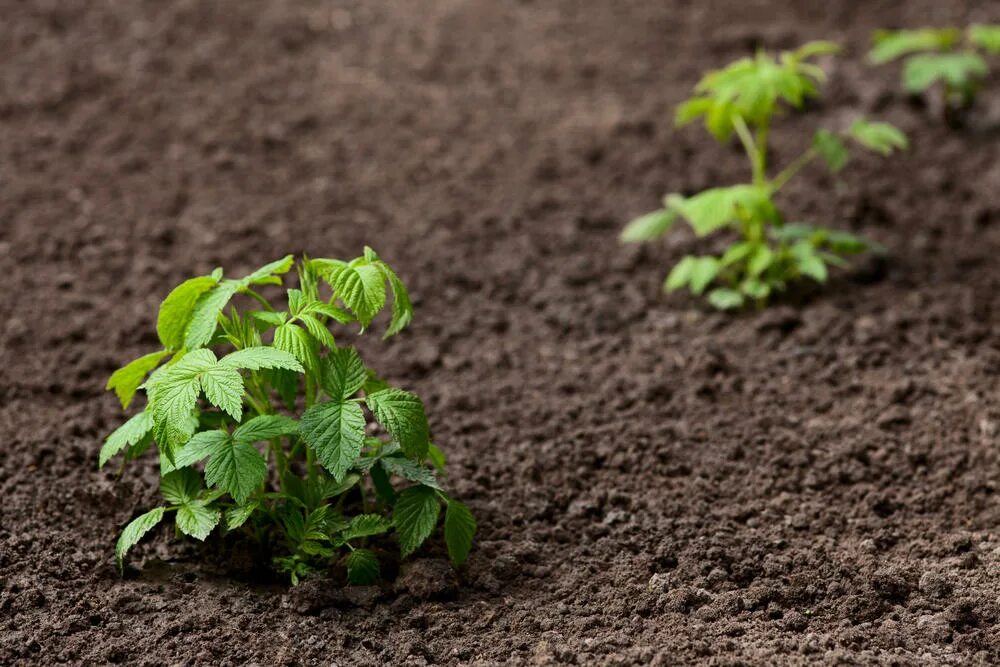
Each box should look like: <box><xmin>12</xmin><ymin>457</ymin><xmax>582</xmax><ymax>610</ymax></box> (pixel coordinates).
<box><xmin>732</xmin><ymin>115</ymin><xmax>765</xmax><ymax>186</ymax></box>
<box><xmin>771</xmin><ymin>147</ymin><xmax>818</xmax><ymax>192</ymax></box>
<box><xmin>243</xmin><ymin>288</ymin><xmax>275</xmax><ymax>311</ymax></box>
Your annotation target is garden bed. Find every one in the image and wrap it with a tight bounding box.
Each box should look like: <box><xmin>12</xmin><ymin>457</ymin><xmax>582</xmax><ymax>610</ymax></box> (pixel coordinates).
<box><xmin>2</xmin><ymin>1</ymin><xmax>1000</xmax><ymax>664</ymax></box>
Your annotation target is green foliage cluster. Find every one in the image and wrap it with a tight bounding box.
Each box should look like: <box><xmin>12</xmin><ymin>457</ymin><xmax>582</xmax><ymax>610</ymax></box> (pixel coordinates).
<box><xmin>103</xmin><ymin>250</ymin><xmax>475</xmax><ymax>584</ymax></box>
<box><xmin>622</xmin><ymin>42</ymin><xmax>907</xmax><ymax>309</ymax></box>
<box><xmin>870</xmin><ymin>25</ymin><xmax>1000</xmax><ymax>120</ymax></box>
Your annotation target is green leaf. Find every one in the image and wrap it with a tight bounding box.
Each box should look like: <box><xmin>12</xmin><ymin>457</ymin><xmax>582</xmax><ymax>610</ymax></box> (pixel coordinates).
<box><xmin>674</xmin><ymin>186</ymin><xmax>774</xmax><ymax>236</ymax></box>
<box><xmin>620</xmin><ymin>209</ymin><xmax>678</xmax><ymax>242</ymax></box>
<box><xmin>242</xmin><ymin>255</ymin><xmax>294</xmax><ymax>286</ymax></box>
<box><xmin>847</xmin><ymin>119</ymin><xmax>908</xmax><ymax>156</ymax></box>
<box><xmin>790</xmin><ymin>41</ymin><xmax>841</xmax><ymax>60</ymax></box>
<box><xmin>204</xmin><ymin>439</ymin><xmax>268</xmax><ymax>504</ymax></box>
<box><xmin>273</xmin><ymin>322</ymin><xmax>319</xmax><ymax>373</ymax></box>
<box><xmin>106</xmin><ymin>350</ymin><xmax>171</xmax><ymax>409</ymax></box>
<box><xmin>443</xmin><ymin>499</ymin><xmax>476</xmax><ymax>567</ymax></box>
<box><xmin>176</xmin><ymin>502</ymin><xmax>221</xmax><ymax>541</ymax></box>
<box><xmin>147</xmin><ymin>349</ymin><xmax>218</xmax><ymax>455</ymax></box>
<box><xmin>688</xmin><ymin>257</ymin><xmax>721</xmax><ymax>295</ymax></box>
<box><xmin>101</xmin><ymin>411</ymin><xmax>154</xmax><ymax>468</ymax></box>
<box><xmin>813</xmin><ymin>129</ymin><xmax>849</xmax><ymax>173</ymax></box>
<box><xmin>664</xmin><ymin>256</ymin><xmax>697</xmax><ymax>292</ymax></box>
<box><xmin>377</xmin><ymin>262</ymin><xmax>413</xmax><ymax>338</ymax></box>
<box><xmin>365</xmin><ymin>389</ymin><xmax>430</xmax><ymax>460</ymax></box>
<box><xmin>298</xmin><ymin>313</ymin><xmax>337</xmax><ymax>349</ymax></box>
<box><xmin>199</xmin><ymin>365</ymin><xmax>244</xmax><ymax>421</ymax></box>
<box><xmin>184</xmin><ymin>280</ymin><xmax>241</xmax><ymax>349</ymax></box>
<box><xmin>381</xmin><ymin>456</ymin><xmax>441</xmax><ymax>490</ymax></box>
<box><xmin>393</xmin><ymin>485</ymin><xmax>441</xmax><ymax>558</ymax></box>
<box><xmin>869</xmin><ymin>28</ymin><xmax>962</xmax><ymax>64</ymax></box>
<box><xmin>233</xmin><ymin>415</ymin><xmax>298</xmax><ymax>443</ymax></box>
<box><xmin>370</xmin><ymin>464</ymin><xmax>397</xmax><ymax>504</ymax></box>
<box><xmin>157</xmin><ymin>275</ymin><xmax>220</xmax><ymax>350</ymax></box>
<box><xmin>249</xmin><ymin>310</ymin><xmax>287</xmax><ymax>328</ymax></box>
<box><xmin>226</xmin><ymin>501</ymin><xmax>260</xmax><ymax>530</ymax></box>
<box><xmin>340</xmin><ymin>514</ymin><xmax>393</xmax><ymax>542</ymax></box>
<box><xmin>707</xmin><ymin>288</ymin><xmax>744</xmax><ymax>310</ymax></box>
<box><xmin>674</xmin><ymin>97</ymin><xmax>715</xmax><ymax>127</ymax></box>
<box><xmin>219</xmin><ymin>346</ymin><xmax>304</xmax><ymax>372</ymax></box>
<box><xmin>160</xmin><ymin>468</ymin><xmax>202</xmax><ymax>505</ymax></box>
<box><xmin>969</xmin><ymin>24</ymin><xmax>1000</xmax><ymax>55</ymax></box>
<box><xmin>116</xmin><ymin>507</ymin><xmax>166</xmax><ymax>569</ymax></box>
<box><xmin>346</xmin><ymin>549</ymin><xmax>380</xmax><ymax>585</ymax></box>
<box><xmin>902</xmin><ymin>51</ymin><xmax>988</xmax><ymax>93</ymax></box>
<box><xmin>321</xmin><ymin>347</ymin><xmax>367</xmax><ymax>400</ymax></box>
<box><xmin>793</xmin><ymin>242</ymin><xmax>828</xmax><ymax>282</ymax></box>
<box><xmin>329</xmin><ymin>263</ymin><xmax>386</xmax><ymax>327</ymax></box>
<box><xmin>174</xmin><ymin>429</ymin><xmax>231</xmax><ymax>468</ymax></box>
<box><xmin>427</xmin><ymin>444</ymin><xmax>447</xmax><ymax>472</ymax></box>
<box><xmin>300</xmin><ymin>400</ymin><xmax>367</xmax><ymax>482</ymax></box>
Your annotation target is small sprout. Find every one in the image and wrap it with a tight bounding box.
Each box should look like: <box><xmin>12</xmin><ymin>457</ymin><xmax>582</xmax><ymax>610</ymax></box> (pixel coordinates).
<box><xmin>103</xmin><ymin>252</ymin><xmax>475</xmax><ymax>582</ymax></box>
<box><xmin>869</xmin><ymin>25</ymin><xmax>1000</xmax><ymax>124</ymax></box>
<box><xmin>623</xmin><ymin>43</ymin><xmax>905</xmax><ymax>310</ymax></box>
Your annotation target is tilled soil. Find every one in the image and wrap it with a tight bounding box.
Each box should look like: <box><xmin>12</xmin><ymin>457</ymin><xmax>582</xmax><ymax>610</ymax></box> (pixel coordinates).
<box><xmin>3</xmin><ymin>1</ymin><xmax>1000</xmax><ymax>664</ymax></box>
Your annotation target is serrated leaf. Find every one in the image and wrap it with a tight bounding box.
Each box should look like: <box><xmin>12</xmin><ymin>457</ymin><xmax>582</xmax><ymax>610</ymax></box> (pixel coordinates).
<box><xmin>116</xmin><ymin>507</ymin><xmax>166</xmax><ymax>569</ymax></box>
<box><xmin>204</xmin><ymin>439</ymin><xmax>268</xmax><ymax>504</ymax></box>
<box><xmin>380</xmin><ymin>456</ymin><xmax>441</xmax><ymax>490</ymax></box>
<box><xmin>620</xmin><ymin>209</ymin><xmax>678</xmax><ymax>242</ymax></box>
<box><xmin>157</xmin><ymin>275</ymin><xmax>219</xmax><ymax>350</ymax></box>
<box><xmin>298</xmin><ymin>313</ymin><xmax>337</xmax><ymax>349</ymax></box>
<box><xmin>219</xmin><ymin>346</ymin><xmax>304</xmax><ymax>372</ymax></box>
<box><xmin>970</xmin><ymin>24</ymin><xmax>1000</xmax><ymax>55</ymax></box>
<box><xmin>813</xmin><ymin>129</ymin><xmax>849</xmax><ymax>173</ymax></box>
<box><xmin>689</xmin><ymin>257</ymin><xmax>721</xmax><ymax>295</ymax></box>
<box><xmin>869</xmin><ymin>28</ymin><xmax>961</xmax><ymax>64</ymax></box>
<box><xmin>370</xmin><ymin>464</ymin><xmax>397</xmax><ymax>504</ymax></box>
<box><xmin>664</xmin><ymin>256</ymin><xmax>697</xmax><ymax>292</ymax></box>
<box><xmin>184</xmin><ymin>280</ymin><xmax>241</xmax><ymax>349</ymax></box>
<box><xmin>708</xmin><ymin>288</ymin><xmax>744</xmax><ymax>310</ymax></box>
<box><xmin>365</xmin><ymin>389</ymin><xmax>430</xmax><ymax>460</ymax></box>
<box><xmin>321</xmin><ymin>347</ymin><xmax>367</xmax><ymax>400</ymax></box>
<box><xmin>242</xmin><ymin>255</ymin><xmax>294</xmax><ymax>286</ymax></box>
<box><xmin>273</xmin><ymin>322</ymin><xmax>319</xmax><ymax>373</ymax></box>
<box><xmin>160</xmin><ymin>467</ymin><xmax>202</xmax><ymax>505</ymax></box>
<box><xmin>147</xmin><ymin>349</ymin><xmax>218</xmax><ymax>455</ymax></box>
<box><xmin>340</xmin><ymin>514</ymin><xmax>393</xmax><ymax>543</ymax></box>
<box><xmin>233</xmin><ymin>415</ymin><xmax>298</xmax><ymax>443</ymax></box>
<box><xmin>674</xmin><ymin>186</ymin><xmax>775</xmax><ymax>236</ymax></box>
<box><xmin>394</xmin><ymin>485</ymin><xmax>440</xmax><ymax>558</ymax></box>
<box><xmin>793</xmin><ymin>242</ymin><xmax>828</xmax><ymax>282</ymax></box>
<box><xmin>443</xmin><ymin>499</ymin><xmax>476</xmax><ymax>567</ymax></box>
<box><xmin>199</xmin><ymin>365</ymin><xmax>244</xmax><ymax>421</ymax></box>
<box><xmin>376</xmin><ymin>261</ymin><xmax>413</xmax><ymax>338</ymax></box>
<box><xmin>300</xmin><ymin>400</ymin><xmax>367</xmax><ymax>482</ymax></box>
<box><xmin>848</xmin><ymin>119</ymin><xmax>908</xmax><ymax>156</ymax></box>
<box><xmin>330</xmin><ymin>263</ymin><xmax>386</xmax><ymax>327</ymax></box>
<box><xmin>100</xmin><ymin>411</ymin><xmax>154</xmax><ymax>468</ymax></box>
<box><xmin>226</xmin><ymin>501</ymin><xmax>260</xmax><ymax>530</ymax></box>
<box><xmin>427</xmin><ymin>443</ymin><xmax>447</xmax><ymax>472</ymax></box>
<box><xmin>174</xmin><ymin>429</ymin><xmax>230</xmax><ymax>468</ymax></box>
<box><xmin>176</xmin><ymin>502</ymin><xmax>221</xmax><ymax>541</ymax></box>
<box><xmin>902</xmin><ymin>51</ymin><xmax>988</xmax><ymax>93</ymax></box>
<box><xmin>249</xmin><ymin>310</ymin><xmax>287</xmax><ymax>328</ymax></box>
<box><xmin>346</xmin><ymin>549</ymin><xmax>380</xmax><ymax>585</ymax></box>
<box><xmin>107</xmin><ymin>350</ymin><xmax>171</xmax><ymax>409</ymax></box>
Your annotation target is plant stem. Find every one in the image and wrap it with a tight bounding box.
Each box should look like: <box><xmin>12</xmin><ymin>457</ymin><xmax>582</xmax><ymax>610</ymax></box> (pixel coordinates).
<box><xmin>771</xmin><ymin>147</ymin><xmax>818</xmax><ymax>192</ymax></box>
<box><xmin>243</xmin><ymin>288</ymin><xmax>275</xmax><ymax>311</ymax></box>
<box><xmin>732</xmin><ymin>115</ymin><xmax>765</xmax><ymax>186</ymax></box>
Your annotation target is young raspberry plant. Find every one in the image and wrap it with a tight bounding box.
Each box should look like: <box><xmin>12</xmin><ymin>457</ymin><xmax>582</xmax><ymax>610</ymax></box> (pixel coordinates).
<box><xmin>103</xmin><ymin>250</ymin><xmax>475</xmax><ymax>585</ymax></box>
<box><xmin>622</xmin><ymin>42</ymin><xmax>908</xmax><ymax>310</ymax></box>
<box><xmin>869</xmin><ymin>25</ymin><xmax>1000</xmax><ymax>125</ymax></box>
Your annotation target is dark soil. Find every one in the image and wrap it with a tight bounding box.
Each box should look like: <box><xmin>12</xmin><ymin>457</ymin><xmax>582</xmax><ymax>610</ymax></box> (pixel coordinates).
<box><xmin>3</xmin><ymin>1</ymin><xmax>1000</xmax><ymax>664</ymax></box>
